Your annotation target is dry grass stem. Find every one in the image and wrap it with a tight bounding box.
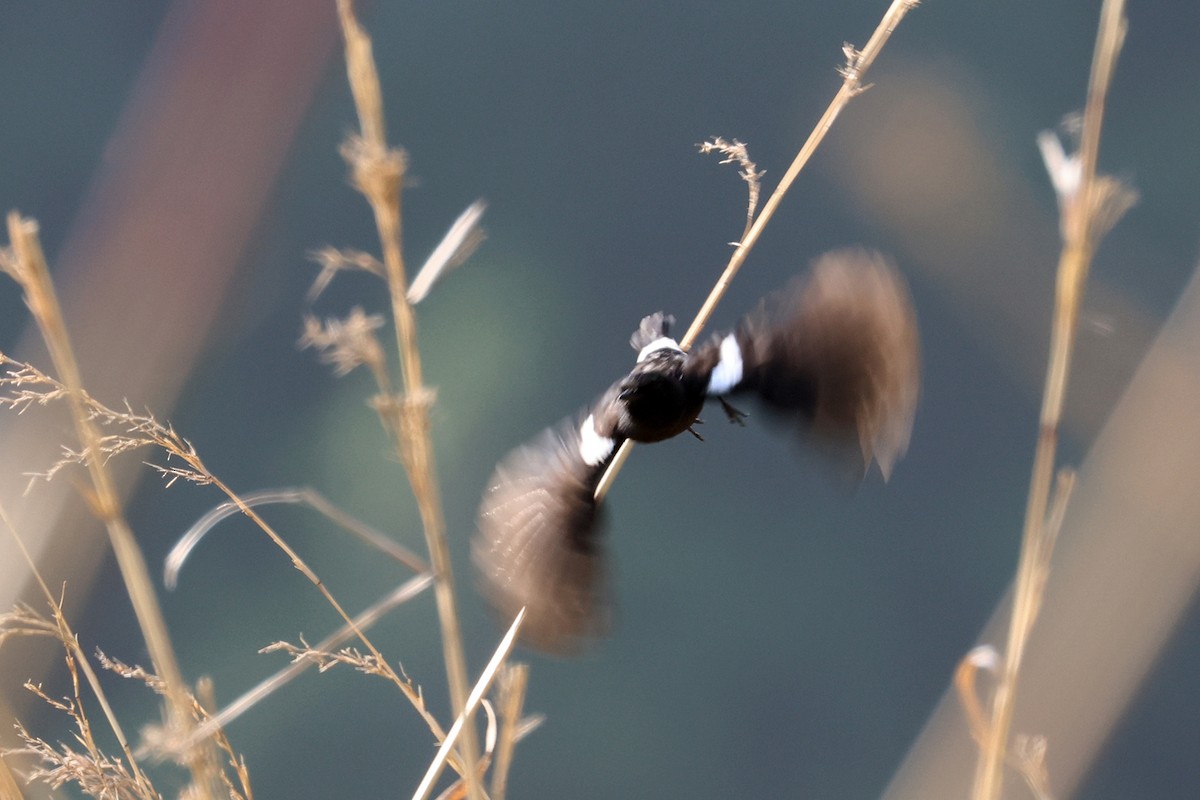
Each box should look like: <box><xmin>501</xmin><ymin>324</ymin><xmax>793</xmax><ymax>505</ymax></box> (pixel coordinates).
<box><xmin>412</xmin><ymin>609</ymin><xmax>525</xmax><ymax>800</ymax></box>
<box><xmin>488</xmin><ymin>663</ymin><xmax>530</xmax><ymax>800</ymax></box>
<box><xmin>260</xmin><ymin>637</ymin><xmax>389</xmax><ymax>676</ymax></box>
<box><xmin>697</xmin><ymin>137</ymin><xmax>764</xmax><ymax>242</ymax></box>
<box><xmin>307</xmin><ymin>246</ymin><xmax>385</xmax><ymax>302</ymax></box>
<box><xmin>676</xmin><ymin>0</ymin><xmax>920</xmax><ymax>352</ymax></box>
<box><xmin>0</xmin><ymin>592</ymin><xmax>155</xmax><ymax>797</ymax></box>
<box><xmin>971</xmin><ymin>1</ymin><xmax>1133</xmax><ymax>798</ymax></box>
<box><xmin>3</xmin><ymin>212</ymin><xmax>222</xmax><ymax>797</ymax></box>
<box><xmin>194</xmin><ymin>678</ymin><xmax>255</xmax><ymax>800</ymax></box>
<box><xmin>954</xmin><ymin>641</ymin><xmax>1060</xmax><ymax>800</ymax></box>
<box><xmin>168</xmin><ymin>574</ymin><xmax>435</xmax><ymax>752</ymax></box>
<box><xmin>594</xmin><ymin>0</ymin><xmax>921</xmax><ymax>502</ymax></box>
<box><xmin>334</xmin><ymin>2</ymin><xmax>484</xmax><ymax>794</ymax></box>
<box><xmin>0</xmin><ymin>355</ymin><xmax>213</xmax><ymax>490</ymax></box>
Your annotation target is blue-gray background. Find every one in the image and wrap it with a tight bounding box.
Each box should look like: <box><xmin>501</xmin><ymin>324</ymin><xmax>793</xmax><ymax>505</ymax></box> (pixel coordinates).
<box><xmin>2</xmin><ymin>1</ymin><xmax>1198</xmax><ymax>798</ymax></box>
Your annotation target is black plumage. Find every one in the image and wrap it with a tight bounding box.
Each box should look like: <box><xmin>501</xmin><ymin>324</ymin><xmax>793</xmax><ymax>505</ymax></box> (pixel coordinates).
<box><xmin>475</xmin><ymin>249</ymin><xmax>920</xmax><ymax>653</ymax></box>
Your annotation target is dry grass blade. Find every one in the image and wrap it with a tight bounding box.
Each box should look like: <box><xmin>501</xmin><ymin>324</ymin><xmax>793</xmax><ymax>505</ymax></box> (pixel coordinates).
<box><xmin>971</xmin><ymin>1</ymin><xmax>1132</xmax><ymax>798</ymax></box>
<box><xmin>307</xmin><ymin>246</ymin><xmax>385</xmax><ymax>302</ymax></box>
<box><xmin>412</xmin><ymin>609</ymin><xmax>525</xmax><ymax>800</ymax></box>
<box><xmin>164</xmin><ymin>487</ymin><xmax>428</xmax><ymax>590</ymax></box>
<box><xmin>167</xmin><ymin>573</ymin><xmax>436</xmax><ymax>755</ymax></box>
<box><xmin>594</xmin><ymin>0</ymin><xmax>921</xmax><ymax>502</ymax></box>
<box><xmin>408</xmin><ymin>200</ymin><xmax>487</xmax><ymax>305</ymax></box>
<box><xmin>954</xmin><ymin>644</ymin><xmax>1001</xmax><ymax>747</ymax></box>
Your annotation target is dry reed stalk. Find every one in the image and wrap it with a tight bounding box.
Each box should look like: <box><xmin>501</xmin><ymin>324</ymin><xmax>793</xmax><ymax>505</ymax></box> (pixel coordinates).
<box><xmin>594</xmin><ymin>0</ymin><xmax>922</xmax><ymax>501</ymax></box>
<box><xmin>334</xmin><ymin>2</ymin><xmax>484</xmax><ymax>797</ymax></box>
<box><xmin>970</xmin><ymin>1</ymin><xmax>1133</xmax><ymax>797</ymax></box>
<box><xmin>2</xmin><ymin>213</ymin><xmax>222</xmax><ymax>799</ymax></box>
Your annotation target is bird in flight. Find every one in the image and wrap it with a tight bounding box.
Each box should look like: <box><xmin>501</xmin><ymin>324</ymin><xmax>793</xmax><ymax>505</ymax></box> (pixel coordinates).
<box><xmin>475</xmin><ymin>249</ymin><xmax>919</xmax><ymax>653</ymax></box>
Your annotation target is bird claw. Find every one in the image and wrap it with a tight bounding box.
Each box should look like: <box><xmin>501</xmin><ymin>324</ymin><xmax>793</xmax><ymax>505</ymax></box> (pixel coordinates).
<box><xmin>719</xmin><ymin>398</ymin><xmax>749</xmax><ymax>426</ymax></box>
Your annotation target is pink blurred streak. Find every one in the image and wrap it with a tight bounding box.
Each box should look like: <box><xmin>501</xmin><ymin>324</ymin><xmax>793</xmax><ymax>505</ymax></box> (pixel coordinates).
<box><xmin>1</xmin><ymin>0</ymin><xmax>338</xmax><ymax>718</ymax></box>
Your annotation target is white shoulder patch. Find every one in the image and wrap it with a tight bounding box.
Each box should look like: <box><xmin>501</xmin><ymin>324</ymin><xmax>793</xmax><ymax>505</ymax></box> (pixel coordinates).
<box><xmin>706</xmin><ymin>333</ymin><xmax>744</xmax><ymax>396</ymax></box>
<box><xmin>636</xmin><ymin>336</ymin><xmax>683</xmax><ymax>364</ymax></box>
<box><xmin>579</xmin><ymin>413</ymin><xmax>616</xmax><ymax>466</ymax></box>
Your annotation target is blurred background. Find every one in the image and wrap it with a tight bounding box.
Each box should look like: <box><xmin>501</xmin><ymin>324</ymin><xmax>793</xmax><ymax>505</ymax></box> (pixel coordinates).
<box><xmin>2</xmin><ymin>1</ymin><xmax>1198</xmax><ymax>797</ymax></box>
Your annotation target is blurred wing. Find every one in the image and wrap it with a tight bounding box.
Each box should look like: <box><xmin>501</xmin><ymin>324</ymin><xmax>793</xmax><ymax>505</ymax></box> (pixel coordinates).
<box><xmin>688</xmin><ymin>248</ymin><xmax>919</xmax><ymax>479</ymax></box>
<box><xmin>474</xmin><ymin>415</ymin><xmax>612</xmax><ymax>654</ymax></box>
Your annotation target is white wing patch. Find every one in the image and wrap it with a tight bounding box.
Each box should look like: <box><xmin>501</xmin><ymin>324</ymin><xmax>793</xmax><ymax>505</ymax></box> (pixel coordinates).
<box><xmin>579</xmin><ymin>413</ymin><xmax>616</xmax><ymax>466</ymax></box>
<box><xmin>636</xmin><ymin>336</ymin><xmax>683</xmax><ymax>363</ymax></box>
<box><xmin>706</xmin><ymin>333</ymin><xmax>744</xmax><ymax>395</ymax></box>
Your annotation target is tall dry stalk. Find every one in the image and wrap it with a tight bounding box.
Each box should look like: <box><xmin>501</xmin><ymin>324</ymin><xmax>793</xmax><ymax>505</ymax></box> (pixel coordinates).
<box><xmin>2</xmin><ymin>213</ymin><xmax>223</xmax><ymax>799</ymax></box>
<box><xmin>333</xmin><ymin>2</ymin><xmax>484</xmax><ymax>797</ymax></box>
<box><xmin>970</xmin><ymin>0</ymin><xmax>1136</xmax><ymax>797</ymax></box>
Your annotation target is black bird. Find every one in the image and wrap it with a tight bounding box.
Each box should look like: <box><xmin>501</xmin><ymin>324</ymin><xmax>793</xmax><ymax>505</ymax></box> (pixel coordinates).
<box><xmin>475</xmin><ymin>249</ymin><xmax>919</xmax><ymax>653</ymax></box>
